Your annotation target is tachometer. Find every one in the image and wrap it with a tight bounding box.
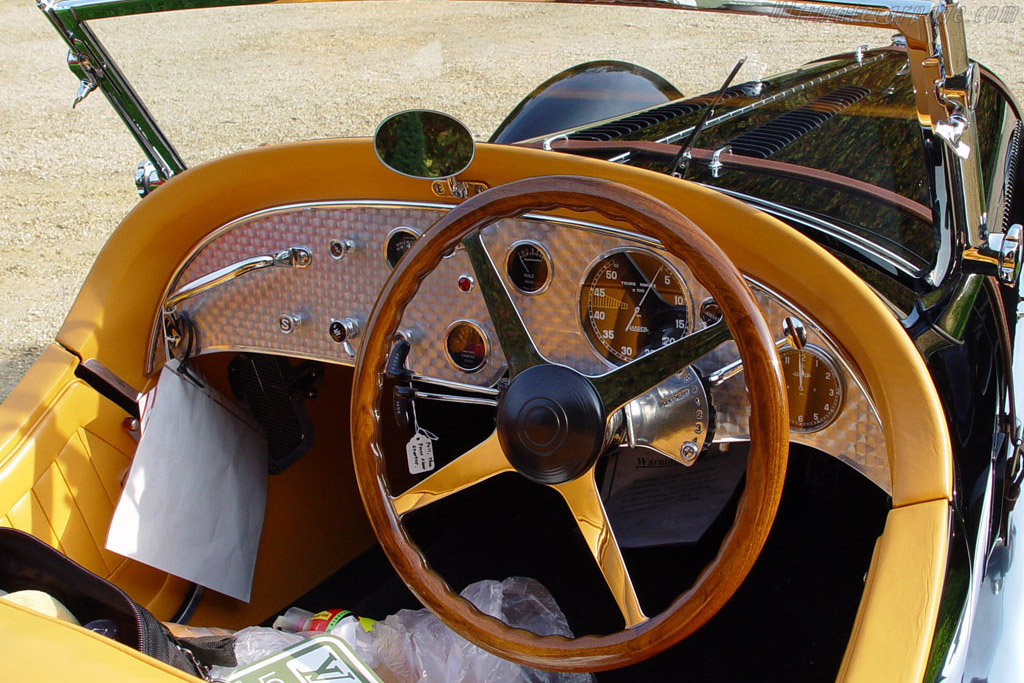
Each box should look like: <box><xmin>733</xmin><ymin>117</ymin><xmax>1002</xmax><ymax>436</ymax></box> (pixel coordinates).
<box><xmin>580</xmin><ymin>250</ymin><xmax>692</xmax><ymax>365</ymax></box>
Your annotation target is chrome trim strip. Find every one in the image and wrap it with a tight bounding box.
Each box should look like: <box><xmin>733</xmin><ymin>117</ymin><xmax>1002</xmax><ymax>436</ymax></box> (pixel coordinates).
<box><xmin>709</xmin><ymin>187</ymin><xmax>926</xmax><ymax>277</ymax></box>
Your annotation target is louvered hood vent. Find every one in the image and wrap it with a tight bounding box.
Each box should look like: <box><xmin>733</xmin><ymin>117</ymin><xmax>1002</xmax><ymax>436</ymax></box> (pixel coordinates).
<box><xmin>565</xmin><ymin>85</ymin><xmax>750</xmax><ymax>142</ymax></box>
<box><xmin>726</xmin><ymin>85</ymin><xmax>870</xmax><ymax>159</ymax></box>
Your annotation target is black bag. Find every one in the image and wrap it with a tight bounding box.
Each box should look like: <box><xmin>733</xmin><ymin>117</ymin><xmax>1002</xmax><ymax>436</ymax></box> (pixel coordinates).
<box><xmin>0</xmin><ymin>528</ymin><xmax>233</xmax><ymax>677</ymax></box>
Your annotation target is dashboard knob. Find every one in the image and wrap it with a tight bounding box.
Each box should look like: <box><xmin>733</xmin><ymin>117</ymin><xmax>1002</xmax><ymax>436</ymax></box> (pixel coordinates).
<box><xmin>329</xmin><ymin>317</ymin><xmax>362</xmax><ymax>357</ymax></box>
<box><xmin>277</xmin><ymin>311</ymin><xmax>309</xmax><ymax>334</ymax></box>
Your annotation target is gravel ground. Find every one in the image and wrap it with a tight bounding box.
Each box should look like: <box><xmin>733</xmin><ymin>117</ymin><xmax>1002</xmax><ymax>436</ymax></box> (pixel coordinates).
<box><xmin>1</xmin><ymin>0</ymin><xmax>1022</xmax><ymax>400</ymax></box>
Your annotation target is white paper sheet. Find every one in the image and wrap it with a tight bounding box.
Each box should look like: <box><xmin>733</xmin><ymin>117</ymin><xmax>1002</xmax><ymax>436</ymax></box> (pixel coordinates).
<box><xmin>107</xmin><ymin>364</ymin><xmax>268</xmax><ymax>602</ymax></box>
<box><xmin>601</xmin><ymin>444</ymin><xmax>747</xmax><ymax>547</ymax></box>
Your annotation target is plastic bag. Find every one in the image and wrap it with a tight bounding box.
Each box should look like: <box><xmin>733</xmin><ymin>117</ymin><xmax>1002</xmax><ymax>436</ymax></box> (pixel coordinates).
<box><xmin>210</xmin><ymin>577</ymin><xmax>592</xmax><ymax>683</ymax></box>
<box><xmin>348</xmin><ymin>576</ymin><xmax>592</xmax><ymax>683</ymax></box>
<box><xmin>208</xmin><ymin>627</ymin><xmax>305</xmax><ymax>678</ymax></box>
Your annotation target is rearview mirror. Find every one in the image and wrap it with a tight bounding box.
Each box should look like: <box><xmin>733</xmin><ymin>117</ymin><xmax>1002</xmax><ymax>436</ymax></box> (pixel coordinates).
<box><xmin>374</xmin><ymin>110</ymin><xmax>475</xmax><ymax>180</ymax></box>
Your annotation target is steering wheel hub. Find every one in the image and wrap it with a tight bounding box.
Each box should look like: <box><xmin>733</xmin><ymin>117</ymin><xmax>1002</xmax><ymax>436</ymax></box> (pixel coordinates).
<box><xmin>497</xmin><ymin>364</ymin><xmax>606</xmax><ymax>484</ymax></box>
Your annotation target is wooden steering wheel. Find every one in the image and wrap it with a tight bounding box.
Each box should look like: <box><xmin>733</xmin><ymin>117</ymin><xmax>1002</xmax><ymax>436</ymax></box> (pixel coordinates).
<box><xmin>351</xmin><ymin>175</ymin><xmax>789</xmax><ymax>672</ymax></box>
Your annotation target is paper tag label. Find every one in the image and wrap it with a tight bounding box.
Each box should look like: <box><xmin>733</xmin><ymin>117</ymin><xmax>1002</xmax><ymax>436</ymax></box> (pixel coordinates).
<box><xmin>406</xmin><ymin>432</ymin><xmax>435</xmax><ymax>474</ymax></box>
<box><xmin>225</xmin><ymin>635</ymin><xmax>381</xmax><ymax>683</ymax></box>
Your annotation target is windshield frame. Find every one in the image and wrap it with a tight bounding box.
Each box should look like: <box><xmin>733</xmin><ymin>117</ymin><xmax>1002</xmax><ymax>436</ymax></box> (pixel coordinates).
<box><xmin>37</xmin><ymin>0</ymin><xmax>985</xmax><ymax>289</ymax></box>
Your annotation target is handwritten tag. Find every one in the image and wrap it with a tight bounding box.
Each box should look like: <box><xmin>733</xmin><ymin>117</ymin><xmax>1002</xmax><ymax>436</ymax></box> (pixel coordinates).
<box><xmin>406</xmin><ymin>432</ymin><xmax>435</xmax><ymax>474</ymax></box>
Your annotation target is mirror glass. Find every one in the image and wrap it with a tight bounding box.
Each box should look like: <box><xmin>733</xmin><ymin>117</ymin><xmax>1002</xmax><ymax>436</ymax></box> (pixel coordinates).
<box><xmin>374</xmin><ymin>110</ymin><xmax>475</xmax><ymax>179</ymax></box>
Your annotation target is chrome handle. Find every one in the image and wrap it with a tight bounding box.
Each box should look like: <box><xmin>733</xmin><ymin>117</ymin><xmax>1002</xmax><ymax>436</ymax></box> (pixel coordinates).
<box><xmin>165</xmin><ymin>247</ymin><xmax>312</xmax><ymax>309</ymax></box>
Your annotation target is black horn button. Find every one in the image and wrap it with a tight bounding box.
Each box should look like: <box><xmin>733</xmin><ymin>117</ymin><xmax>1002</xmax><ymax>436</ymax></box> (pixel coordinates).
<box><xmin>497</xmin><ymin>365</ymin><xmax>607</xmax><ymax>484</ymax></box>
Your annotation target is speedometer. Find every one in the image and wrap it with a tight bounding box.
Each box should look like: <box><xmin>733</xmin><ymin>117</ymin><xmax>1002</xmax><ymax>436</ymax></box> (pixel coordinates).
<box><xmin>579</xmin><ymin>250</ymin><xmax>693</xmax><ymax>365</ymax></box>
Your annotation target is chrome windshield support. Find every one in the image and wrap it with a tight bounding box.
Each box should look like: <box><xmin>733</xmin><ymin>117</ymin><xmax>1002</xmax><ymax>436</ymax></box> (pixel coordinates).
<box><xmin>165</xmin><ymin>246</ymin><xmax>313</xmax><ymax>310</ymax></box>
<box><xmin>37</xmin><ymin>0</ymin><xmax>186</xmax><ymax>181</ymax></box>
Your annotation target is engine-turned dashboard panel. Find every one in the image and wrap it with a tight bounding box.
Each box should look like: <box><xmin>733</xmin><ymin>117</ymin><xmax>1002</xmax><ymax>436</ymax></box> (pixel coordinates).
<box><xmin>156</xmin><ymin>201</ymin><xmax>889</xmax><ymax>492</ymax></box>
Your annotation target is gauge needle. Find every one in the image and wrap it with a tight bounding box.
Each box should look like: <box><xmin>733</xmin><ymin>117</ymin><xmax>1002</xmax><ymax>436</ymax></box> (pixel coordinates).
<box><xmin>624</xmin><ymin>265</ymin><xmax>663</xmax><ymax>331</ymax></box>
<box><xmin>792</xmin><ymin>353</ymin><xmax>813</xmax><ymax>391</ymax></box>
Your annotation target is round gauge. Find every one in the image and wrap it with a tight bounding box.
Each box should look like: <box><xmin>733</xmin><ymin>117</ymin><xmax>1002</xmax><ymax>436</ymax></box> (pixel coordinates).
<box><xmin>699</xmin><ymin>298</ymin><xmax>722</xmax><ymax>326</ymax></box>
<box><xmin>579</xmin><ymin>250</ymin><xmax>692</xmax><ymax>365</ymax></box>
<box><xmin>780</xmin><ymin>344</ymin><xmax>843</xmax><ymax>432</ymax></box>
<box><xmin>384</xmin><ymin>227</ymin><xmax>420</xmax><ymax>269</ymax></box>
<box><xmin>444</xmin><ymin>320</ymin><xmax>488</xmax><ymax>373</ymax></box>
<box><xmin>505</xmin><ymin>241</ymin><xmax>551</xmax><ymax>294</ymax></box>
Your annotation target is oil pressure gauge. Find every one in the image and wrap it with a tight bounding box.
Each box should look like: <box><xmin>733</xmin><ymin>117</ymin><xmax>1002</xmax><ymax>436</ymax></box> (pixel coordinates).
<box><xmin>780</xmin><ymin>344</ymin><xmax>843</xmax><ymax>432</ymax></box>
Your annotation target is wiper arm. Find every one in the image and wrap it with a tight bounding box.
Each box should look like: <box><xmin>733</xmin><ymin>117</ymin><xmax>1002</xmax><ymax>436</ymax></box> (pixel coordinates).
<box><xmin>667</xmin><ymin>56</ymin><xmax>746</xmax><ymax>179</ymax></box>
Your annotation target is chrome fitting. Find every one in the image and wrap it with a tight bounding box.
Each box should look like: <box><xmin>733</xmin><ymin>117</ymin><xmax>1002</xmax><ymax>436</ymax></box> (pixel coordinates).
<box><xmin>134</xmin><ymin>160</ymin><xmax>164</xmax><ymax>198</ymax></box>
<box><xmin>937</xmin><ymin>62</ymin><xmax>980</xmax><ymax>113</ymax></box>
<box><xmin>329</xmin><ymin>239</ymin><xmax>355</xmax><ymax>260</ymax></box>
<box><xmin>679</xmin><ymin>441</ymin><xmax>699</xmax><ymax>466</ymax></box>
<box><xmin>963</xmin><ymin>224</ymin><xmax>1023</xmax><ymax>285</ymax></box>
<box><xmin>783</xmin><ymin>317</ymin><xmax>807</xmax><ymax>350</ymax></box>
<box><xmin>329</xmin><ymin>317</ymin><xmax>361</xmax><ymax>357</ymax></box>
<box><xmin>934</xmin><ymin>114</ymin><xmax>971</xmax><ymax>160</ymax></box>
<box><xmin>710</xmin><ymin>146</ymin><xmax>732</xmax><ymax>179</ymax></box>
<box><xmin>278</xmin><ymin>311</ymin><xmax>309</xmax><ymax>334</ymax></box>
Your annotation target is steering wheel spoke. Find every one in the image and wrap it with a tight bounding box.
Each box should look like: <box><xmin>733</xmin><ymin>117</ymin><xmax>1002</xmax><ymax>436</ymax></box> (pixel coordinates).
<box><xmin>463</xmin><ymin>231</ymin><xmax>545</xmax><ymax>376</ymax></box>
<box><xmin>392</xmin><ymin>431</ymin><xmax>513</xmax><ymax>517</ymax></box>
<box><xmin>553</xmin><ymin>473</ymin><xmax>646</xmax><ymax>628</ymax></box>
<box><xmin>592</xmin><ymin>317</ymin><xmax>731</xmax><ymax>413</ymax></box>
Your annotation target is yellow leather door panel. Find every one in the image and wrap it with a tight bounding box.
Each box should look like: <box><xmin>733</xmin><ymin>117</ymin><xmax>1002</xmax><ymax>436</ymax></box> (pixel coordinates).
<box><xmin>0</xmin><ymin>344</ymin><xmax>188</xmax><ymax>617</ymax></box>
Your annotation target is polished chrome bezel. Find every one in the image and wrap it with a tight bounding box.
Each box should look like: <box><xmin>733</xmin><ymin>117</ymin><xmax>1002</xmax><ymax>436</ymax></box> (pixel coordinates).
<box><xmin>504</xmin><ymin>239</ymin><xmax>553</xmax><ymax>296</ymax></box>
<box><xmin>442</xmin><ymin>319</ymin><xmax>489</xmax><ymax>374</ymax></box>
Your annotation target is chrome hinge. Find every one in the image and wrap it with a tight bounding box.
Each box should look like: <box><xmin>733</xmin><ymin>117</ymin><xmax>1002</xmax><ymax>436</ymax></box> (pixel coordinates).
<box><xmin>963</xmin><ymin>224</ymin><xmax>1023</xmax><ymax>285</ymax></box>
<box><xmin>431</xmin><ymin>178</ymin><xmax>488</xmax><ymax>199</ymax></box>
<box><xmin>937</xmin><ymin>62</ymin><xmax>981</xmax><ymax>114</ymax></box>
<box><xmin>135</xmin><ymin>160</ymin><xmax>164</xmax><ymax>197</ymax></box>
<box><xmin>934</xmin><ymin>114</ymin><xmax>971</xmax><ymax>160</ymax></box>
